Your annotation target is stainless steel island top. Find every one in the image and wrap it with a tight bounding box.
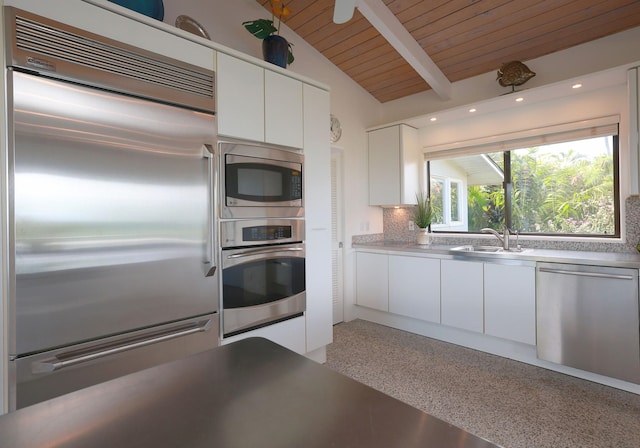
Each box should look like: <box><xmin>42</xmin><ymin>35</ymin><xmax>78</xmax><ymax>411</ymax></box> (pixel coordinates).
<box><xmin>0</xmin><ymin>337</ymin><xmax>501</xmax><ymax>448</ymax></box>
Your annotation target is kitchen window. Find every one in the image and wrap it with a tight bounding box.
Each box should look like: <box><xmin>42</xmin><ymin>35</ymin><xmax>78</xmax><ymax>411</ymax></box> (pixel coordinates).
<box><xmin>431</xmin><ymin>176</ymin><xmax>464</xmax><ymax>230</ymax></box>
<box><xmin>425</xmin><ymin>118</ymin><xmax>620</xmax><ymax>237</ymax></box>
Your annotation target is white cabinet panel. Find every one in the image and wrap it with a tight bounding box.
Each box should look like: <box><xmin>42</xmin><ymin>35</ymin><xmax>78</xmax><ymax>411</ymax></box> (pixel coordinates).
<box><xmin>368</xmin><ymin>124</ymin><xmax>419</xmax><ymax>206</ymax></box>
<box><xmin>217</xmin><ymin>52</ymin><xmax>264</xmax><ymax>141</ymax></box>
<box><xmin>441</xmin><ymin>259</ymin><xmax>483</xmax><ymax>333</ymax></box>
<box><xmin>265</xmin><ymin>71</ymin><xmax>303</xmax><ymax>148</ymax></box>
<box><xmin>389</xmin><ymin>256</ymin><xmax>440</xmax><ymax>323</ymax></box>
<box><xmin>484</xmin><ymin>263</ymin><xmax>536</xmax><ymax>345</ymax></box>
<box><xmin>303</xmin><ymin>84</ymin><xmax>332</xmax><ymax>352</ymax></box>
<box><xmin>356</xmin><ymin>252</ymin><xmax>389</xmax><ymax>311</ymax></box>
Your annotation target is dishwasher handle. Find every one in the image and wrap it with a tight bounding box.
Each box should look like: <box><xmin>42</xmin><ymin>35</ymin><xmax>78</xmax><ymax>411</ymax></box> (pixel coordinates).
<box><xmin>538</xmin><ymin>267</ymin><xmax>635</xmax><ymax>281</ymax></box>
<box><xmin>31</xmin><ymin>319</ymin><xmax>213</xmax><ymax>374</ymax></box>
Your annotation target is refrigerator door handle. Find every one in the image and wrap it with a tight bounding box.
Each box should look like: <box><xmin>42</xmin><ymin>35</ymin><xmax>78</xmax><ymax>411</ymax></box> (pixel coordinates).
<box><xmin>31</xmin><ymin>319</ymin><xmax>213</xmax><ymax>374</ymax></box>
<box><xmin>204</xmin><ymin>144</ymin><xmax>217</xmax><ymax>277</ymax></box>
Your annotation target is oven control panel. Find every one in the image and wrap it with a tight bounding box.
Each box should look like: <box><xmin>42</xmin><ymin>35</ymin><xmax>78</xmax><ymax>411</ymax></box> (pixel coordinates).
<box><xmin>243</xmin><ymin>225</ymin><xmax>292</xmax><ymax>242</ymax></box>
<box><xmin>221</xmin><ymin>219</ymin><xmax>304</xmax><ymax>248</ymax></box>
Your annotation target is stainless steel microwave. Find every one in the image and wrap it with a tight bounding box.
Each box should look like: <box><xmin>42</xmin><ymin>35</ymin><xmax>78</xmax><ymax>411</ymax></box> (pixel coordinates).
<box><xmin>219</xmin><ymin>140</ymin><xmax>303</xmax><ymax>219</ymax></box>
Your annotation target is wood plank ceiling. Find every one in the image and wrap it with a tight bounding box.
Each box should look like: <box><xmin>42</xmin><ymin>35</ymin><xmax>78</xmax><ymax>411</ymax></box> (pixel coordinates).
<box><xmin>256</xmin><ymin>0</ymin><xmax>640</xmax><ymax>103</ymax></box>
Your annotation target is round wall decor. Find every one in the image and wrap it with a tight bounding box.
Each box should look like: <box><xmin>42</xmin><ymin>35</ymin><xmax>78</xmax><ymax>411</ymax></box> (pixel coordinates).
<box><xmin>330</xmin><ymin>114</ymin><xmax>342</xmax><ymax>143</ymax></box>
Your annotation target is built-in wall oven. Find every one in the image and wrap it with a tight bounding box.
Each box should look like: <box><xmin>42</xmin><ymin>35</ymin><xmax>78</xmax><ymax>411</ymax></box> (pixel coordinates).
<box><xmin>221</xmin><ymin>219</ymin><xmax>305</xmax><ymax>337</ymax></box>
<box><xmin>220</xmin><ymin>139</ymin><xmax>303</xmax><ymax>219</ymax></box>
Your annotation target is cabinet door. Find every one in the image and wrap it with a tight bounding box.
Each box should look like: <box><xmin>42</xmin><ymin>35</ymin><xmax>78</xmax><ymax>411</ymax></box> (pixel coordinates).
<box><xmin>441</xmin><ymin>259</ymin><xmax>483</xmax><ymax>332</ymax></box>
<box><xmin>303</xmin><ymin>84</ymin><xmax>332</xmax><ymax>352</ymax></box>
<box><xmin>217</xmin><ymin>53</ymin><xmax>265</xmax><ymax>141</ymax></box>
<box><xmin>368</xmin><ymin>124</ymin><xmax>419</xmax><ymax>206</ymax></box>
<box><xmin>265</xmin><ymin>70</ymin><xmax>303</xmax><ymax>148</ymax></box>
<box><xmin>389</xmin><ymin>256</ymin><xmax>440</xmax><ymax>323</ymax></box>
<box><xmin>356</xmin><ymin>252</ymin><xmax>389</xmax><ymax>311</ymax></box>
<box><xmin>368</xmin><ymin>126</ymin><xmax>401</xmax><ymax>206</ymax></box>
<box><xmin>484</xmin><ymin>263</ymin><xmax>536</xmax><ymax>345</ymax></box>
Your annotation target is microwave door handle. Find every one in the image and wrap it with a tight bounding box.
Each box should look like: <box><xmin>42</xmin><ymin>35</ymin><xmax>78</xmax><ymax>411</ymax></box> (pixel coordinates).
<box><xmin>204</xmin><ymin>144</ymin><xmax>217</xmax><ymax>277</ymax></box>
<box><xmin>227</xmin><ymin>247</ymin><xmax>303</xmax><ymax>259</ymax></box>
<box><xmin>32</xmin><ymin>320</ymin><xmax>214</xmax><ymax>374</ymax></box>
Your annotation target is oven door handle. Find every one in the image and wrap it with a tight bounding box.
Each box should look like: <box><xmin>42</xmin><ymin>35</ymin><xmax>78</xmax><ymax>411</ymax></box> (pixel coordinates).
<box><xmin>226</xmin><ymin>247</ymin><xmax>303</xmax><ymax>259</ymax></box>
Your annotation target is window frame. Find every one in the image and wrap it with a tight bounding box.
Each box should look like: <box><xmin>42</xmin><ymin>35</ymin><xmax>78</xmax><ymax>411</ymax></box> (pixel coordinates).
<box><xmin>425</xmin><ymin>130</ymin><xmax>621</xmax><ymax>238</ymax></box>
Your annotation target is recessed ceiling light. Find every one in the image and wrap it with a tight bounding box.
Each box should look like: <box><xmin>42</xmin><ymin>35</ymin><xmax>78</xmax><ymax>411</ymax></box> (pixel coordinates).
<box><xmin>515</xmin><ymin>97</ymin><xmax>524</xmax><ymax>102</ymax></box>
<box><xmin>572</xmin><ymin>83</ymin><xmax>583</xmax><ymax>89</ymax></box>
<box><xmin>469</xmin><ymin>108</ymin><xmax>477</xmax><ymax>113</ymax></box>
<box><xmin>430</xmin><ymin>117</ymin><xmax>437</xmax><ymax>122</ymax></box>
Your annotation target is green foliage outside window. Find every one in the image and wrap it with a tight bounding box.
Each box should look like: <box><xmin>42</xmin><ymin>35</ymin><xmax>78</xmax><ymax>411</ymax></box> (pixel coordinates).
<box><xmin>463</xmin><ymin>138</ymin><xmax>616</xmax><ymax>236</ymax></box>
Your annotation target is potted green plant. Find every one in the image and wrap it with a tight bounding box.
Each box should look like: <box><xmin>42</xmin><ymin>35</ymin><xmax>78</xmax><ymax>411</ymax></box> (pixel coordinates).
<box><xmin>243</xmin><ymin>0</ymin><xmax>294</xmax><ymax>68</ymax></box>
<box><xmin>414</xmin><ymin>191</ymin><xmax>433</xmax><ymax>245</ymax></box>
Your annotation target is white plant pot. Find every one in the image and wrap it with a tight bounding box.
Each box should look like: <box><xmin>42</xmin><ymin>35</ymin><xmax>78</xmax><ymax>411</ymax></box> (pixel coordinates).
<box><xmin>416</xmin><ymin>228</ymin><xmax>432</xmax><ymax>245</ymax></box>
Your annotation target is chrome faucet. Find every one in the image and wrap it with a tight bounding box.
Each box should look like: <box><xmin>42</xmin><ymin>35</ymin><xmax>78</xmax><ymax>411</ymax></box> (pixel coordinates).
<box><xmin>481</xmin><ymin>225</ymin><xmax>510</xmax><ymax>251</ymax></box>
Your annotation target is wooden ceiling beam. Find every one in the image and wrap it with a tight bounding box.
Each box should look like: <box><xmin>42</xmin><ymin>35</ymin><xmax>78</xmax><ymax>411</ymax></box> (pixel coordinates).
<box><xmin>353</xmin><ymin>0</ymin><xmax>452</xmax><ymax>100</ymax></box>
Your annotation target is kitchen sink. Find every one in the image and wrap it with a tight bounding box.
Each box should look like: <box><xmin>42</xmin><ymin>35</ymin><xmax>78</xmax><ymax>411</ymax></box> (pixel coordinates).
<box><xmin>450</xmin><ymin>245</ymin><xmax>529</xmax><ymax>254</ymax></box>
<box><xmin>451</xmin><ymin>245</ymin><xmax>504</xmax><ymax>253</ymax></box>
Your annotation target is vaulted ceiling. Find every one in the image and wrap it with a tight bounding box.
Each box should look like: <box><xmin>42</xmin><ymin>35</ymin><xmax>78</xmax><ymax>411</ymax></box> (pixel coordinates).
<box><xmin>257</xmin><ymin>0</ymin><xmax>640</xmax><ymax>103</ymax></box>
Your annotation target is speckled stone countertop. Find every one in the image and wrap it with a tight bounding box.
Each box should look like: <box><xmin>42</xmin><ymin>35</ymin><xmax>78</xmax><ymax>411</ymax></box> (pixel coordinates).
<box><xmin>353</xmin><ymin>240</ymin><xmax>640</xmax><ymax>268</ymax></box>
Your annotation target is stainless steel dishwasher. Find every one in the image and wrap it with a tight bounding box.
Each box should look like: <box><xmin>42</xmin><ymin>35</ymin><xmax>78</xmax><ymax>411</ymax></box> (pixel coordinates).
<box><xmin>536</xmin><ymin>262</ymin><xmax>640</xmax><ymax>384</ymax></box>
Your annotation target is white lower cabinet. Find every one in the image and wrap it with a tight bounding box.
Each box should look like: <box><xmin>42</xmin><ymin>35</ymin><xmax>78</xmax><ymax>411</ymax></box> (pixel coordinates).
<box><xmin>484</xmin><ymin>263</ymin><xmax>536</xmax><ymax>345</ymax></box>
<box><xmin>356</xmin><ymin>252</ymin><xmax>389</xmax><ymax>311</ymax></box>
<box><xmin>441</xmin><ymin>259</ymin><xmax>484</xmax><ymax>333</ymax></box>
<box><xmin>356</xmin><ymin>250</ymin><xmax>536</xmax><ymax>345</ymax></box>
<box><xmin>389</xmin><ymin>256</ymin><xmax>440</xmax><ymax>323</ymax></box>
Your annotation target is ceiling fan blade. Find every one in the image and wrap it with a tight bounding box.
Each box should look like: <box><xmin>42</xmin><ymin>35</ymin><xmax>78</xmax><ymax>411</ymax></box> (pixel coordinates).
<box><xmin>333</xmin><ymin>0</ymin><xmax>356</xmax><ymax>24</ymax></box>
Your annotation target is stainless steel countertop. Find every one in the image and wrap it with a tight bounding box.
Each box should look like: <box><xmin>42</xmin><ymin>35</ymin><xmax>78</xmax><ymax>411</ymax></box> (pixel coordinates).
<box><xmin>353</xmin><ymin>241</ymin><xmax>640</xmax><ymax>268</ymax></box>
<box><xmin>0</xmin><ymin>337</ymin><xmax>501</xmax><ymax>448</ymax></box>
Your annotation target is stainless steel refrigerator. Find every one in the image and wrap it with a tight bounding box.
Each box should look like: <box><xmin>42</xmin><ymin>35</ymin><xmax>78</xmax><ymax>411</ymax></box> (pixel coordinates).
<box><xmin>3</xmin><ymin>8</ymin><xmax>219</xmax><ymax>410</ymax></box>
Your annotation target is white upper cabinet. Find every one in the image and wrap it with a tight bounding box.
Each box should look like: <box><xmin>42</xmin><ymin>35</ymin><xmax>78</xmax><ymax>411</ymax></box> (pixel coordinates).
<box><xmin>265</xmin><ymin>70</ymin><xmax>303</xmax><ymax>148</ymax></box>
<box><xmin>217</xmin><ymin>53</ymin><xmax>304</xmax><ymax>148</ymax></box>
<box><xmin>216</xmin><ymin>53</ymin><xmax>265</xmax><ymax>142</ymax></box>
<box><xmin>368</xmin><ymin>124</ymin><xmax>420</xmax><ymax>206</ymax></box>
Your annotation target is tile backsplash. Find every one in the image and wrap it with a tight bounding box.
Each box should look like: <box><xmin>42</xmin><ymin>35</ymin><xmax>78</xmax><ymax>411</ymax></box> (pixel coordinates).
<box><xmin>353</xmin><ymin>195</ymin><xmax>640</xmax><ymax>254</ymax></box>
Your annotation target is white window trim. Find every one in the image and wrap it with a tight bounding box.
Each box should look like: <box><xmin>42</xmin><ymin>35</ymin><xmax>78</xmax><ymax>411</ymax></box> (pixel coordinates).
<box><xmin>430</xmin><ymin>176</ymin><xmax>466</xmax><ymax>228</ymax></box>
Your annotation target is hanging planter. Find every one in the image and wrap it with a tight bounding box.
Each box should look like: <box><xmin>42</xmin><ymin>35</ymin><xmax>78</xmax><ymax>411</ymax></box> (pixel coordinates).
<box><xmin>243</xmin><ymin>1</ymin><xmax>295</xmax><ymax>68</ymax></box>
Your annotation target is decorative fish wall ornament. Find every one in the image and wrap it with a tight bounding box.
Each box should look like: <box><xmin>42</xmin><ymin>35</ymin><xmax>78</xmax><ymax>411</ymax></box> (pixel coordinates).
<box><xmin>496</xmin><ymin>61</ymin><xmax>536</xmax><ymax>92</ymax></box>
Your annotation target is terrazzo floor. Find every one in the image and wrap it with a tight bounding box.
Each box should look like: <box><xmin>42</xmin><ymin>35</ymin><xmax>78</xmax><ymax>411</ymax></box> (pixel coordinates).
<box><xmin>325</xmin><ymin>319</ymin><xmax>640</xmax><ymax>448</ymax></box>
